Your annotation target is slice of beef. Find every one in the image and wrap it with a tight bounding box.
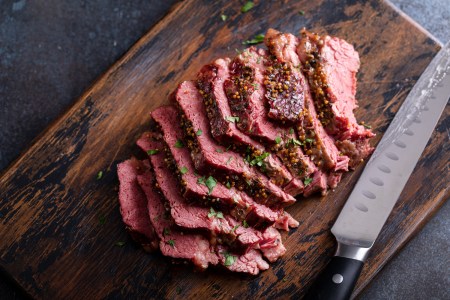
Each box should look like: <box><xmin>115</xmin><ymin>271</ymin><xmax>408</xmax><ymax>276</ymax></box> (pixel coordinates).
<box><xmin>137</xmin><ymin>166</ymin><xmax>219</xmax><ymax>270</ymax></box>
<box><xmin>197</xmin><ymin>58</ymin><xmax>293</xmax><ymax>188</ymax></box>
<box><xmin>144</xmin><ymin>141</ymin><xmax>287</xmax><ymax>260</ymax></box>
<box><xmin>265</xmin><ymin>28</ymin><xmax>350</xmax><ymax>175</ymax></box>
<box><xmin>226</xmin><ymin>47</ymin><xmax>318</xmax><ymax>193</ymax></box>
<box><xmin>297</xmin><ymin>29</ymin><xmax>374</xmax><ymax>141</ymax></box>
<box><xmin>217</xmin><ymin>246</ymin><xmax>269</xmax><ymax>275</ymax></box>
<box><xmin>225</xmin><ymin>47</ymin><xmax>287</xmax><ymax>143</ymax></box>
<box><xmin>174</xmin><ymin>80</ymin><xmax>296</xmax><ymax>207</ymax></box>
<box><xmin>297</xmin><ymin>30</ymin><xmax>374</xmax><ymax>167</ymax></box>
<box><xmin>117</xmin><ymin>158</ymin><xmax>159</xmax><ymax>252</ymax></box>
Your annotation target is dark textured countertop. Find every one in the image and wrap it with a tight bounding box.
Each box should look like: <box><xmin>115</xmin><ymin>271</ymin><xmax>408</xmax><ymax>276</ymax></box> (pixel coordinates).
<box><xmin>0</xmin><ymin>0</ymin><xmax>448</xmax><ymax>299</ymax></box>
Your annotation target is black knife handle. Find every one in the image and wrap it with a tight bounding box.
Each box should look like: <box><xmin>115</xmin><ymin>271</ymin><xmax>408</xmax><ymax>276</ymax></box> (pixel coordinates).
<box><xmin>304</xmin><ymin>256</ymin><xmax>364</xmax><ymax>300</ymax></box>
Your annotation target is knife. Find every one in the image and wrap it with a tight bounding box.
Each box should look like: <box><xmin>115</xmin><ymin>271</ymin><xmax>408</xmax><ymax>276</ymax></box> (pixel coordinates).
<box><xmin>305</xmin><ymin>41</ymin><xmax>450</xmax><ymax>300</ymax></box>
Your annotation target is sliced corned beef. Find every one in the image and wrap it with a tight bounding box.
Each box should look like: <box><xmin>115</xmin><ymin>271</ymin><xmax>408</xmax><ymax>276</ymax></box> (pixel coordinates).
<box><xmin>258</xmin><ymin>226</ymin><xmax>286</xmax><ymax>263</ymax></box>
<box><xmin>137</xmin><ymin>167</ymin><xmax>219</xmax><ymax>270</ymax></box>
<box><xmin>226</xmin><ymin>47</ymin><xmax>318</xmax><ymax>193</ymax></box>
<box><xmin>265</xmin><ymin>28</ymin><xmax>350</xmax><ymax>174</ymax></box>
<box><xmin>150</xmin><ymin>106</ymin><xmax>299</xmax><ymax>228</ymax></box>
<box><xmin>217</xmin><ymin>246</ymin><xmax>269</xmax><ymax>275</ymax></box>
<box><xmin>174</xmin><ymin>80</ymin><xmax>296</xmax><ymax>207</ymax></box>
<box><xmin>117</xmin><ymin>158</ymin><xmax>159</xmax><ymax>252</ymax></box>
<box><xmin>145</xmin><ymin>143</ymin><xmax>287</xmax><ymax>257</ymax></box>
<box><xmin>297</xmin><ymin>30</ymin><xmax>374</xmax><ymax>166</ymax></box>
<box><xmin>197</xmin><ymin>58</ymin><xmax>293</xmax><ymax>188</ymax></box>
<box><xmin>297</xmin><ymin>29</ymin><xmax>374</xmax><ymax>141</ymax></box>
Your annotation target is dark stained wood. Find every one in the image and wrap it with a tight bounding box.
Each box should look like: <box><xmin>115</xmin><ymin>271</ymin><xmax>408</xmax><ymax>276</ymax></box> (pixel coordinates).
<box><xmin>0</xmin><ymin>0</ymin><xmax>448</xmax><ymax>299</ymax></box>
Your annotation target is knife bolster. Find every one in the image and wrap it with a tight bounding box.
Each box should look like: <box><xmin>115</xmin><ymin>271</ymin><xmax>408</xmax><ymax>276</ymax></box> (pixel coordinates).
<box><xmin>335</xmin><ymin>241</ymin><xmax>371</xmax><ymax>262</ymax></box>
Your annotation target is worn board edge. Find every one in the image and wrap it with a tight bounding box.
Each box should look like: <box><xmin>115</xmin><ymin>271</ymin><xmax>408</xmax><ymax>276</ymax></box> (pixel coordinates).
<box><xmin>0</xmin><ymin>0</ymin><xmax>446</xmax><ymax>298</ymax></box>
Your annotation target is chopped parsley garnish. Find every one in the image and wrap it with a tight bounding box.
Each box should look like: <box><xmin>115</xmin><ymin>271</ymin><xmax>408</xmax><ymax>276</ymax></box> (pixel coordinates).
<box><xmin>242</xmin><ymin>220</ymin><xmax>249</xmax><ymax>228</ymax></box>
<box><xmin>249</xmin><ymin>152</ymin><xmax>270</xmax><ymax>167</ymax></box>
<box><xmin>299</xmin><ymin>10</ymin><xmax>305</xmax><ymax>15</ymax></box>
<box><xmin>362</xmin><ymin>123</ymin><xmax>372</xmax><ymax>129</ymax></box>
<box><xmin>216</xmin><ymin>148</ymin><xmax>224</xmax><ymax>153</ymax></box>
<box><xmin>147</xmin><ymin>149</ymin><xmax>159</xmax><ymax>155</ymax></box>
<box><xmin>243</xmin><ymin>33</ymin><xmax>265</xmax><ymax>45</ymax></box>
<box><xmin>305</xmin><ymin>138</ymin><xmax>314</xmax><ymax>145</ymax></box>
<box><xmin>115</xmin><ymin>241</ymin><xmax>126</xmax><ymax>247</ymax></box>
<box><xmin>205</xmin><ymin>176</ymin><xmax>217</xmax><ymax>194</ymax></box>
<box><xmin>289</xmin><ymin>128</ymin><xmax>294</xmax><ymax>134</ymax></box>
<box><xmin>174</xmin><ymin>140</ymin><xmax>184</xmax><ymax>148</ymax></box>
<box><xmin>223</xmin><ymin>252</ymin><xmax>237</xmax><ymax>266</ymax></box>
<box><xmin>225</xmin><ymin>116</ymin><xmax>240</xmax><ymax>123</ymax></box>
<box><xmin>221</xmin><ymin>14</ymin><xmax>227</xmax><ymax>21</ymax></box>
<box><xmin>96</xmin><ymin>171</ymin><xmax>103</xmax><ymax>180</ymax></box>
<box><xmin>226</xmin><ymin>156</ymin><xmax>233</xmax><ymax>165</ymax></box>
<box><xmin>226</xmin><ymin>181</ymin><xmax>231</xmax><ymax>189</ymax></box>
<box><xmin>180</xmin><ymin>166</ymin><xmax>188</xmax><ymax>175</ymax></box>
<box><xmin>288</xmin><ymin>138</ymin><xmax>303</xmax><ymax>146</ymax></box>
<box><xmin>98</xmin><ymin>215</ymin><xmax>106</xmax><ymax>225</ymax></box>
<box><xmin>275</xmin><ymin>136</ymin><xmax>282</xmax><ymax>144</ymax></box>
<box><xmin>208</xmin><ymin>207</ymin><xmax>224</xmax><ymax>219</ymax></box>
<box><xmin>241</xmin><ymin>1</ymin><xmax>254</xmax><ymax>13</ymax></box>
<box><xmin>197</xmin><ymin>176</ymin><xmax>205</xmax><ymax>185</ymax></box>
<box><xmin>304</xmin><ymin>177</ymin><xmax>313</xmax><ymax>186</ymax></box>
<box><xmin>167</xmin><ymin>240</ymin><xmax>175</xmax><ymax>248</ymax></box>
<box><xmin>225</xmin><ymin>145</ymin><xmax>232</xmax><ymax>152</ymax></box>
<box><xmin>231</xmin><ymin>225</ymin><xmax>240</xmax><ymax>233</ymax></box>
<box><xmin>196</xmin><ymin>129</ymin><xmax>203</xmax><ymax>136</ymax></box>
<box><xmin>163</xmin><ymin>228</ymin><xmax>171</xmax><ymax>236</ymax></box>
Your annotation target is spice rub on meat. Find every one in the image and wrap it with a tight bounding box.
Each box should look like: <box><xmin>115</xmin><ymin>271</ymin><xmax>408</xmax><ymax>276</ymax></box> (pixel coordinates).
<box><xmin>117</xmin><ymin>28</ymin><xmax>373</xmax><ymax>274</ymax></box>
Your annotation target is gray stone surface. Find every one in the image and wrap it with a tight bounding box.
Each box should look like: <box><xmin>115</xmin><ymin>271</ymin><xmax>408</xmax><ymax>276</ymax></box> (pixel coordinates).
<box><xmin>0</xmin><ymin>0</ymin><xmax>448</xmax><ymax>299</ymax></box>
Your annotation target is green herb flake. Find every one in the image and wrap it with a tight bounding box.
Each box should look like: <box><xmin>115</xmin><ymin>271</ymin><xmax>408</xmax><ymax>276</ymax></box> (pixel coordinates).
<box><xmin>249</xmin><ymin>152</ymin><xmax>270</xmax><ymax>167</ymax></box>
<box><xmin>226</xmin><ymin>181</ymin><xmax>231</xmax><ymax>189</ymax></box>
<box><xmin>231</xmin><ymin>225</ymin><xmax>240</xmax><ymax>233</ymax></box>
<box><xmin>216</xmin><ymin>211</ymin><xmax>224</xmax><ymax>219</ymax></box>
<box><xmin>225</xmin><ymin>145</ymin><xmax>232</xmax><ymax>152</ymax></box>
<box><xmin>115</xmin><ymin>241</ymin><xmax>126</xmax><ymax>247</ymax></box>
<box><xmin>205</xmin><ymin>176</ymin><xmax>217</xmax><ymax>194</ymax></box>
<box><xmin>180</xmin><ymin>166</ymin><xmax>188</xmax><ymax>175</ymax></box>
<box><xmin>241</xmin><ymin>1</ymin><xmax>254</xmax><ymax>13</ymax></box>
<box><xmin>167</xmin><ymin>240</ymin><xmax>175</xmax><ymax>248</ymax></box>
<box><xmin>289</xmin><ymin>128</ymin><xmax>294</xmax><ymax>134</ymax></box>
<box><xmin>196</xmin><ymin>129</ymin><xmax>203</xmax><ymax>136</ymax></box>
<box><xmin>96</xmin><ymin>170</ymin><xmax>103</xmax><ymax>180</ymax></box>
<box><xmin>98</xmin><ymin>215</ymin><xmax>106</xmax><ymax>225</ymax></box>
<box><xmin>221</xmin><ymin>14</ymin><xmax>227</xmax><ymax>21</ymax></box>
<box><xmin>362</xmin><ymin>123</ymin><xmax>372</xmax><ymax>129</ymax></box>
<box><xmin>299</xmin><ymin>10</ymin><xmax>305</xmax><ymax>15</ymax></box>
<box><xmin>163</xmin><ymin>228</ymin><xmax>171</xmax><ymax>236</ymax></box>
<box><xmin>242</xmin><ymin>220</ymin><xmax>249</xmax><ymax>228</ymax></box>
<box><xmin>224</xmin><ymin>252</ymin><xmax>237</xmax><ymax>266</ymax></box>
<box><xmin>305</xmin><ymin>138</ymin><xmax>314</xmax><ymax>144</ymax></box>
<box><xmin>147</xmin><ymin>149</ymin><xmax>159</xmax><ymax>155</ymax></box>
<box><xmin>226</xmin><ymin>156</ymin><xmax>233</xmax><ymax>165</ymax></box>
<box><xmin>216</xmin><ymin>148</ymin><xmax>224</xmax><ymax>153</ymax></box>
<box><xmin>275</xmin><ymin>136</ymin><xmax>282</xmax><ymax>144</ymax></box>
<box><xmin>197</xmin><ymin>176</ymin><xmax>206</xmax><ymax>185</ymax></box>
<box><xmin>289</xmin><ymin>138</ymin><xmax>303</xmax><ymax>146</ymax></box>
<box><xmin>225</xmin><ymin>116</ymin><xmax>240</xmax><ymax>123</ymax></box>
<box><xmin>304</xmin><ymin>177</ymin><xmax>313</xmax><ymax>186</ymax></box>
<box><xmin>207</xmin><ymin>207</ymin><xmax>216</xmax><ymax>218</ymax></box>
<box><xmin>174</xmin><ymin>140</ymin><xmax>184</xmax><ymax>148</ymax></box>
<box><xmin>243</xmin><ymin>33</ymin><xmax>265</xmax><ymax>45</ymax></box>
<box><xmin>251</xmin><ymin>83</ymin><xmax>259</xmax><ymax>90</ymax></box>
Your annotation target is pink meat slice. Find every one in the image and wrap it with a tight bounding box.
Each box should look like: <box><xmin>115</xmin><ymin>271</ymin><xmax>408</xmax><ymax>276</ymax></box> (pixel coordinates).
<box><xmin>137</xmin><ymin>166</ymin><xmax>219</xmax><ymax>270</ymax></box>
<box><xmin>117</xmin><ymin>158</ymin><xmax>159</xmax><ymax>252</ymax></box>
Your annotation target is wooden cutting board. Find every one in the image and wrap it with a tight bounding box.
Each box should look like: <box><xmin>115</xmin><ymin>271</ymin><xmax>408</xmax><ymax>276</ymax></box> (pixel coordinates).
<box><xmin>0</xmin><ymin>0</ymin><xmax>448</xmax><ymax>298</ymax></box>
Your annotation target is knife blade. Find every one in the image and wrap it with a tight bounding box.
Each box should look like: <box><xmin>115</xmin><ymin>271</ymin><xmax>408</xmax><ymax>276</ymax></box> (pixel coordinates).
<box><xmin>305</xmin><ymin>41</ymin><xmax>450</xmax><ymax>300</ymax></box>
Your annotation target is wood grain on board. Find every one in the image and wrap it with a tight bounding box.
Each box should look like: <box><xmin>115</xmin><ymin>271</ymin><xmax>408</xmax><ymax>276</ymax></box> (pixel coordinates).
<box><xmin>0</xmin><ymin>0</ymin><xmax>448</xmax><ymax>299</ymax></box>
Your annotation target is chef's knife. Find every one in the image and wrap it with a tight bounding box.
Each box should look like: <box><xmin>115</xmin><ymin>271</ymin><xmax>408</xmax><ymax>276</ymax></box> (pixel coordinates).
<box><xmin>305</xmin><ymin>41</ymin><xmax>450</xmax><ymax>300</ymax></box>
